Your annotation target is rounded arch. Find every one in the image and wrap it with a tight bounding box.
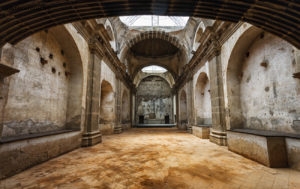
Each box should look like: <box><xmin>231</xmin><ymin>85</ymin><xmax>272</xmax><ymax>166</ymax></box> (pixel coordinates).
<box><xmin>49</xmin><ymin>25</ymin><xmax>84</xmax><ymax>130</ymax></box>
<box><xmin>100</xmin><ymin>80</ymin><xmax>115</xmax><ymax>123</ymax></box>
<box><xmin>120</xmin><ymin>31</ymin><xmax>188</xmax><ymax>64</ymax></box>
<box><xmin>133</xmin><ymin>63</ymin><xmax>177</xmax><ymax>84</ymax></box>
<box><xmin>192</xmin><ymin>22</ymin><xmax>205</xmax><ymax>51</ymax></box>
<box><xmin>195</xmin><ymin>72</ymin><xmax>212</xmax><ymax>125</ymax></box>
<box><xmin>104</xmin><ymin>19</ymin><xmax>117</xmax><ymax>51</ymax></box>
<box><xmin>227</xmin><ymin>26</ymin><xmax>263</xmax><ymax>129</ymax></box>
<box><xmin>196</xmin><ymin>72</ymin><xmax>209</xmax><ymax>95</ymax></box>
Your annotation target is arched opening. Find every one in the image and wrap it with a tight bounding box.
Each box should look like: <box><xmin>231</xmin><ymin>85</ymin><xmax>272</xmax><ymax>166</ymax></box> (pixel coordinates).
<box><xmin>193</xmin><ymin>23</ymin><xmax>204</xmax><ymax>51</ymax></box>
<box><xmin>227</xmin><ymin>26</ymin><xmax>262</xmax><ymax>130</ymax></box>
<box><xmin>195</xmin><ymin>72</ymin><xmax>212</xmax><ymax>125</ymax></box>
<box><xmin>100</xmin><ymin>80</ymin><xmax>115</xmax><ymax>134</ymax></box>
<box><xmin>50</xmin><ymin>26</ymin><xmax>84</xmax><ymax>131</ymax></box>
<box><xmin>135</xmin><ymin>75</ymin><xmax>173</xmax><ymax>125</ymax></box>
<box><xmin>104</xmin><ymin>19</ymin><xmax>117</xmax><ymax>51</ymax></box>
<box><xmin>179</xmin><ymin>90</ymin><xmax>187</xmax><ymax>126</ymax></box>
<box><xmin>227</xmin><ymin>27</ymin><xmax>299</xmax><ymax>133</ymax></box>
<box><xmin>1</xmin><ymin>26</ymin><xmax>83</xmax><ymax>138</ymax></box>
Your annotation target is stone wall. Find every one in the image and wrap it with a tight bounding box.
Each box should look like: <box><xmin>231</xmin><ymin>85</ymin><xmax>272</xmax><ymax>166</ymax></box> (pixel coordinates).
<box><xmin>136</xmin><ymin>76</ymin><xmax>173</xmax><ymax>124</ymax></box>
<box><xmin>0</xmin><ymin>131</ymin><xmax>81</xmax><ymax>179</ymax></box>
<box><xmin>193</xmin><ymin>62</ymin><xmax>212</xmax><ymax>125</ymax></box>
<box><xmin>224</xmin><ymin>27</ymin><xmax>299</xmax><ymax>133</ymax></box>
<box><xmin>2</xmin><ymin>30</ymin><xmax>73</xmax><ymax>137</ymax></box>
<box><xmin>100</xmin><ymin>60</ymin><xmax>116</xmax><ymax>134</ymax></box>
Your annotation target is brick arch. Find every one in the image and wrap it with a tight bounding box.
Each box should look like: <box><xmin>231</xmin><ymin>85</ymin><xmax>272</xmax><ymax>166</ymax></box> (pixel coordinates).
<box><xmin>120</xmin><ymin>30</ymin><xmax>188</xmax><ymax>63</ymax></box>
<box><xmin>0</xmin><ymin>1</ymin><xmax>298</xmax><ymax>48</ymax></box>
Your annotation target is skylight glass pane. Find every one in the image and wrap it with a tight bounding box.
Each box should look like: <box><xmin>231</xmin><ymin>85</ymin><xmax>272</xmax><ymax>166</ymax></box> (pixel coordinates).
<box><xmin>142</xmin><ymin>65</ymin><xmax>167</xmax><ymax>73</ymax></box>
<box><xmin>120</xmin><ymin>15</ymin><xmax>189</xmax><ymax>27</ymax></box>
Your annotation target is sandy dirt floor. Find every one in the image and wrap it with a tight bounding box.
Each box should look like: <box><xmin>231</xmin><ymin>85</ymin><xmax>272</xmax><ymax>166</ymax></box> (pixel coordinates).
<box><xmin>1</xmin><ymin>128</ymin><xmax>300</xmax><ymax>189</ymax></box>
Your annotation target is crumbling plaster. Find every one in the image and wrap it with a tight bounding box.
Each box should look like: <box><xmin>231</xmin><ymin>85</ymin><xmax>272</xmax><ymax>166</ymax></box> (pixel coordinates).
<box><xmin>2</xmin><ymin>30</ymin><xmax>71</xmax><ymax>137</ymax></box>
<box><xmin>221</xmin><ymin>23</ymin><xmax>300</xmax><ymax>133</ymax></box>
<box><xmin>193</xmin><ymin>62</ymin><xmax>212</xmax><ymax>125</ymax></box>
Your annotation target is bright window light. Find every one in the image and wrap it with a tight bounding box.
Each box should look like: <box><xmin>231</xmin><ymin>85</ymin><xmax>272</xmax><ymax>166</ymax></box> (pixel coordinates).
<box><xmin>120</xmin><ymin>15</ymin><xmax>189</xmax><ymax>27</ymax></box>
<box><xmin>142</xmin><ymin>65</ymin><xmax>167</xmax><ymax>73</ymax></box>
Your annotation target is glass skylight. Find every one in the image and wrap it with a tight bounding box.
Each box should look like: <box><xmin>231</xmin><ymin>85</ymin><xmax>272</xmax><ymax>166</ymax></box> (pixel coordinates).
<box><xmin>120</xmin><ymin>15</ymin><xmax>189</xmax><ymax>29</ymax></box>
<box><xmin>142</xmin><ymin>65</ymin><xmax>167</xmax><ymax>73</ymax></box>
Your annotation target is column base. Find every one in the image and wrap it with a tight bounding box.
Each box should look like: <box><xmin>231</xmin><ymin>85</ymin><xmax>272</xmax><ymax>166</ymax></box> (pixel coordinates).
<box><xmin>114</xmin><ymin>125</ymin><xmax>123</xmax><ymax>134</ymax></box>
<box><xmin>81</xmin><ymin>131</ymin><xmax>102</xmax><ymax>147</ymax></box>
<box><xmin>209</xmin><ymin>129</ymin><xmax>227</xmax><ymax>146</ymax></box>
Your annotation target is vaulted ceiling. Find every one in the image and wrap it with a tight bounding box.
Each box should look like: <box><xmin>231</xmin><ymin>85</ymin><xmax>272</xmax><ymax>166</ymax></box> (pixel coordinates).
<box><xmin>0</xmin><ymin>1</ymin><xmax>299</xmax><ymax>48</ymax></box>
<box><xmin>130</xmin><ymin>39</ymin><xmax>179</xmax><ymax>58</ymax></box>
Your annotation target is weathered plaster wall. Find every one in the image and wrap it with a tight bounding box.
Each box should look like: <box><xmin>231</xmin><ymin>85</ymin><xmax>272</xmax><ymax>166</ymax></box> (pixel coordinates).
<box><xmin>286</xmin><ymin>138</ymin><xmax>300</xmax><ymax>170</ymax></box>
<box><xmin>100</xmin><ymin>60</ymin><xmax>116</xmax><ymax>134</ymax></box>
<box><xmin>240</xmin><ymin>33</ymin><xmax>299</xmax><ymax>133</ymax></box>
<box><xmin>193</xmin><ymin>62</ymin><xmax>212</xmax><ymax>125</ymax></box>
<box><xmin>222</xmin><ymin>23</ymin><xmax>299</xmax><ymax>133</ymax></box>
<box><xmin>64</xmin><ymin>24</ymin><xmax>89</xmax><ymax>127</ymax></box>
<box><xmin>179</xmin><ymin>88</ymin><xmax>188</xmax><ymax>127</ymax></box>
<box><xmin>121</xmin><ymin>87</ymin><xmax>130</xmax><ymax>123</ymax></box>
<box><xmin>2</xmin><ymin>31</ymin><xmax>71</xmax><ymax>137</ymax></box>
<box><xmin>136</xmin><ymin>76</ymin><xmax>173</xmax><ymax>124</ymax></box>
<box><xmin>221</xmin><ymin>23</ymin><xmax>257</xmax><ymax>130</ymax></box>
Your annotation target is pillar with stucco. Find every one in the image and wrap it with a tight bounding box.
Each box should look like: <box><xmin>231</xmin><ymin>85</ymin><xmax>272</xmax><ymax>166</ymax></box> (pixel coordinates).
<box><xmin>114</xmin><ymin>76</ymin><xmax>122</xmax><ymax>133</ymax></box>
<box><xmin>208</xmin><ymin>43</ymin><xmax>227</xmax><ymax>145</ymax></box>
<box><xmin>81</xmin><ymin>38</ymin><xmax>102</xmax><ymax>147</ymax></box>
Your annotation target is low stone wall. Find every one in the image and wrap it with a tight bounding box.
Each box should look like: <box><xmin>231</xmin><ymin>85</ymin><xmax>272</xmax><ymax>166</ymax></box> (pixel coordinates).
<box><xmin>286</xmin><ymin>138</ymin><xmax>300</xmax><ymax>170</ymax></box>
<box><xmin>0</xmin><ymin>131</ymin><xmax>81</xmax><ymax>179</ymax></box>
<box><xmin>192</xmin><ymin>125</ymin><xmax>210</xmax><ymax>139</ymax></box>
<box><xmin>227</xmin><ymin>130</ymin><xmax>288</xmax><ymax>168</ymax></box>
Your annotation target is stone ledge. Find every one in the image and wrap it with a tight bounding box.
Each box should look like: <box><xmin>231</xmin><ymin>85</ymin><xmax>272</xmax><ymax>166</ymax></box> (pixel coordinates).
<box><xmin>0</xmin><ymin>131</ymin><xmax>81</xmax><ymax>179</ymax></box>
<box><xmin>227</xmin><ymin>130</ymin><xmax>288</xmax><ymax>168</ymax></box>
<box><xmin>231</xmin><ymin>128</ymin><xmax>300</xmax><ymax>139</ymax></box>
<box><xmin>0</xmin><ymin>129</ymin><xmax>79</xmax><ymax>144</ymax></box>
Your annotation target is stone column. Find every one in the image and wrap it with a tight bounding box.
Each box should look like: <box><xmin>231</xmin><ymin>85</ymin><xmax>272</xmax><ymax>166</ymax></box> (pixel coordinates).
<box><xmin>171</xmin><ymin>93</ymin><xmax>174</xmax><ymax>124</ymax></box>
<box><xmin>175</xmin><ymin>91</ymin><xmax>180</xmax><ymax>128</ymax></box>
<box><xmin>131</xmin><ymin>91</ymin><xmax>136</xmax><ymax>126</ymax></box>
<box><xmin>189</xmin><ymin>76</ymin><xmax>197</xmax><ymax>126</ymax></box>
<box><xmin>187</xmin><ymin>78</ymin><xmax>194</xmax><ymax>133</ymax></box>
<box><xmin>208</xmin><ymin>54</ymin><xmax>227</xmax><ymax>146</ymax></box>
<box><xmin>114</xmin><ymin>76</ymin><xmax>122</xmax><ymax>134</ymax></box>
<box><xmin>81</xmin><ymin>40</ymin><xmax>102</xmax><ymax>147</ymax></box>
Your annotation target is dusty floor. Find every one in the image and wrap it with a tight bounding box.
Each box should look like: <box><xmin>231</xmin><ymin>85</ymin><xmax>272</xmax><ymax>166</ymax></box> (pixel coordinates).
<box><xmin>1</xmin><ymin>128</ymin><xmax>300</xmax><ymax>189</ymax></box>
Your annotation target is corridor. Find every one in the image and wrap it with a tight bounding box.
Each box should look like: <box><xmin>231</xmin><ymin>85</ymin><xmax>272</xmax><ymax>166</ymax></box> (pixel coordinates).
<box><xmin>1</xmin><ymin>128</ymin><xmax>300</xmax><ymax>189</ymax></box>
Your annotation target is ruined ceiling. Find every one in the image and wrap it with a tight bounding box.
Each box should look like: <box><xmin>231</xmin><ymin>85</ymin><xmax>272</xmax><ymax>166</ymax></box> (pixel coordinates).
<box><xmin>0</xmin><ymin>1</ymin><xmax>299</xmax><ymax>48</ymax></box>
<box><xmin>130</xmin><ymin>39</ymin><xmax>179</xmax><ymax>58</ymax></box>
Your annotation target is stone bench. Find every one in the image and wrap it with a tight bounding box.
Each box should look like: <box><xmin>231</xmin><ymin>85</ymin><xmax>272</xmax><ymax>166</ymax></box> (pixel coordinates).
<box><xmin>227</xmin><ymin>129</ymin><xmax>300</xmax><ymax>168</ymax></box>
<box><xmin>192</xmin><ymin>125</ymin><xmax>211</xmax><ymax>139</ymax></box>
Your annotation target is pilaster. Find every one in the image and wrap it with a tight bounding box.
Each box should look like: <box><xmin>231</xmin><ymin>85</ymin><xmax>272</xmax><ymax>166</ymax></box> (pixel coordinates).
<box><xmin>82</xmin><ymin>40</ymin><xmax>102</xmax><ymax>147</ymax></box>
<box><xmin>114</xmin><ymin>76</ymin><xmax>122</xmax><ymax>134</ymax></box>
<box><xmin>208</xmin><ymin>47</ymin><xmax>227</xmax><ymax>146</ymax></box>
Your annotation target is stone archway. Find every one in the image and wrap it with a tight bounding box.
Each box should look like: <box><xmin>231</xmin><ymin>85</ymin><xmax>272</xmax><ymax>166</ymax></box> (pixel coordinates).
<box><xmin>195</xmin><ymin>72</ymin><xmax>212</xmax><ymax>125</ymax></box>
<box><xmin>227</xmin><ymin>27</ymin><xmax>299</xmax><ymax>133</ymax></box>
<box><xmin>227</xmin><ymin>26</ymin><xmax>262</xmax><ymax>130</ymax></box>
<box><xmin>100</xmin><ymin>80</ymin><xmax>115</xmax><ymax>135</ymax></box>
